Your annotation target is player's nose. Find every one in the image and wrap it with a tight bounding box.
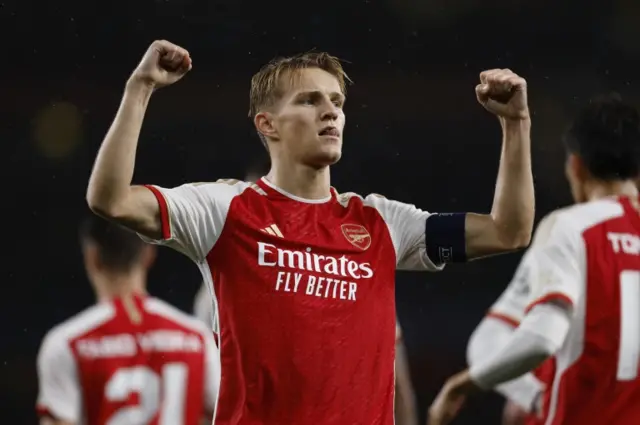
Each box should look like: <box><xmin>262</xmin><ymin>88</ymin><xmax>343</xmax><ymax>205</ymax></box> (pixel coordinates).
<box><xmin>320</xmin><ymin>107</ymin><xmax>339</xmax><ymax>122</ymax></box>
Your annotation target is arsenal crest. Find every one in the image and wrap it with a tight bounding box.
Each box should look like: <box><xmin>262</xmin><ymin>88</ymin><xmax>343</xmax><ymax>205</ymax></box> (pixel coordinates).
<box><xmin>341</xmin><ymin>224</ymin><xmax>371</xmax><ymax>251</ymax></box>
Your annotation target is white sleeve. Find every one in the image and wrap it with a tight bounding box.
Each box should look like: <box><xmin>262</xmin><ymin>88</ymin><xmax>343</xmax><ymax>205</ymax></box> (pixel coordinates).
<box><xmin>141</xmin><ymin>181</ymin><xmax>250</xmax><ymax>262</ymax></box>
<box><xmin>36</xmin><ymin>331</ymin><xmax>81</xmax><ymax>422</ymax></box>
<box><xmin>467</xmin><ymin>317</ymin><xmax>543</xmax><ymax>411</ymax></box>
<box><xmin>524</xmin><ymin>212</ymin><xmax>586</xmax><ymax>313</ymax></box>
<box><xmin>470</xmin><ymin>304</ymin><xmax>571</xmax><ymax>390</ymax></box>
<box><xmin>364</xmin><ymin>195</ymin><xmax>444</xmax><ymax>271</ymax></box>
<box><xmin>488</xmin><ymin>250</ymin><xmax>536</xmax><ymax>324</ymax></box>
<box><xmin>193</xmin><ymin>283</ymin><xmax>214</xmax><ymax>329</ymax></box>
<box><xmin>202</xmin><ymin>329</ymin><xmax>220</xmax><ymax>414</ymax></box>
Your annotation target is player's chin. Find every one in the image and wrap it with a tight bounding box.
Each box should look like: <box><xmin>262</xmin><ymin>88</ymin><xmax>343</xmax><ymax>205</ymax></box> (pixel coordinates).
<box><xmin>307</xmin><ymin>147</ymin><xmax>342</xmax><ymax>167</ymax></box>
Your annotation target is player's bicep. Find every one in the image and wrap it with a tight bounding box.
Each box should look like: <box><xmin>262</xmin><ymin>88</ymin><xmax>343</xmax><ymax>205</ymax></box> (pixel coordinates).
<box><xmin>90</xmin><ymin>185</ymin><xmax>162</xmax><ymax>240</ymax></box>
<box><xmin>464</xmin><ymin>213</ymin><xmax>523</xmax><ymax>260</ymax></box>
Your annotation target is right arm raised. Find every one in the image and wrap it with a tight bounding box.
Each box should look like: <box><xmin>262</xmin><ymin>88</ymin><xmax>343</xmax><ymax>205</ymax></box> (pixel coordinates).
<box><xmin>86</xmin><ymin>82</ymin><xmax>162</xmax><ymax>238</ymax></box>
<box><xmin>86</xmin><ymin>40</ymin><xmax>192</xmax><ymax>239</ymax></box>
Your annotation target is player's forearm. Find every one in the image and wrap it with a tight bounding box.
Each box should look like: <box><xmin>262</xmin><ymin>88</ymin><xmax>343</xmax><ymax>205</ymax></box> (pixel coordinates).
<box><xmin>470</xmin><ymin>328</ymin><xmax>550</xmax><ymax>390</ymax></box>
<box><xmin>87</xmin><ymin>80</ymin><xmax>153</xmax><ymax>214</ymax></box>
<box><xmin>490</xmin><ymin>118</ymin><xmax>534</xmax><ymax>249</ymax></box>
<box><xmin>470</xmin><ymin>304</ymin><xmax>569</xmax><ymax>390</ymax></box>
<box><xmin>467</xmin><ymin>316</ymin><xmax>542</xmax><ymax>410</ymax></box>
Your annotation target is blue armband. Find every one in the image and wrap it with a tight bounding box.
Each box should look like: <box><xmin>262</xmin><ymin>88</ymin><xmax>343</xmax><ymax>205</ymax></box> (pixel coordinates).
<box><xmin>425</xmin><ymin>213</ymin><xmax>467</xmax><ymax>264</ymax></box>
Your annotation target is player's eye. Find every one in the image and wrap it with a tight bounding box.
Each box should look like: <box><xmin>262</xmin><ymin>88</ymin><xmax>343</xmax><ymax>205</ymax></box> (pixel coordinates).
<box><xmin>297</xmin><ymin>97</ymin><xmax>315</xmax><ymax>105</ymax></box>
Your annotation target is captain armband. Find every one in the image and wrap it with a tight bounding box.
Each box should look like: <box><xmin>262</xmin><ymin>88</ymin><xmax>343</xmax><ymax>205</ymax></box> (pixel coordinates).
<box><xmin>425</xmin><ymin>213</ymin><xmax>467</xmax><ymax>264</ymax></box>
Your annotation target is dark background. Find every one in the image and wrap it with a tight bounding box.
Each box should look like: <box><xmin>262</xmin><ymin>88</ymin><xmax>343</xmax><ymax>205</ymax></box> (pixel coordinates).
<box><xmin>3</xmin><ymin>0</ymin><xmax>640</xmax><ymax>423</ymax></box>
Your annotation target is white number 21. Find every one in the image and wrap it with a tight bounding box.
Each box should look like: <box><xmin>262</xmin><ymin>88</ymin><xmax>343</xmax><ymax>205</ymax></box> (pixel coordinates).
<box><xmin>618</xmin><ymin>271</ymin><xmax>640</xmax><ymax>381</ymax></box>
<box><xmin>105</xmin><ymin>363</ymin><xmax>188</xmax><ymax>425</ymax></box>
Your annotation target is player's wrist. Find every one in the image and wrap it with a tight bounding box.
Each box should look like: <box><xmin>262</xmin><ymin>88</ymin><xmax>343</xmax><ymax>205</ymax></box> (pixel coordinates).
<box><xmin>500</xmin><ymin>116</ymin><xmax>531</xmax><ymax>131</ymax></box>
<box><xmin>455</xmin><ymin>370</ymin><xmax>484</xmax><ymax>395</ymax></box>
<box><xmin>466</xmin><ymin>367</ymin><xmax>490</xmax><ymax>393</ymax></box>
<box><xmin>125</xmin><ymin>77</ymin><xmax>156</xmax><ymax>99</ymax></box>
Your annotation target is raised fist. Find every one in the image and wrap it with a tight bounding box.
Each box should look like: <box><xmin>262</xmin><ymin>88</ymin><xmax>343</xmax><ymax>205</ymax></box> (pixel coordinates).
<box><xmin>129</xmin><ymin>40</ymin><xmax>192</xmax><ymax>89</ymax></box>
<box><xmin>476</xmin><ymin>69</ymin><xmax>529</xmax><ymax>120</ymax></box>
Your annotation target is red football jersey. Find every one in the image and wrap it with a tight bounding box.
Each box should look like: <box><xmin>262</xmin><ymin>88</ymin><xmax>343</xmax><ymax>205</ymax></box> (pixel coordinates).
<box><xmin>521</xmin><ymin>196</ymin><xmax>640</xmax><ymax>425</ymax></box>
<box><xmin>143</xmin><ymin>177</ymin><xmax>444</xmax><ymax>425</ymax></box>
<box><xmin>36</xmin><ymin>295</ymin><xmax>219</xmax><ymax>425</ymax></box>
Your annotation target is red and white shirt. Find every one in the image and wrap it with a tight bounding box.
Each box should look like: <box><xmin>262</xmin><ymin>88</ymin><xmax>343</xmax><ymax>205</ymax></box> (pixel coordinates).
<box><xmin>483</xmin><ymin>252</ymin><xmax>554</xmax><ymax>424</ymax></box>
<box><xmin>515</xmin><ymin>196</ymin><xmax>640</xmax><ymax>425</ymax></box>
<box><xmin>143</xmin><ymin>177</ymin><xmax>443</xmax><ymax>425</ymax></box>
<box><xmin>36</xmin><ymin>295</ymin><xmax>219</xmax><ymax>425</ymax></box>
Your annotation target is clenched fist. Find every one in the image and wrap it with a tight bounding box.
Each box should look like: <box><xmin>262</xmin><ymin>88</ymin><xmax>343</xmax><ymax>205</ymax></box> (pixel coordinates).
<box><xmin>129</xmin><ymin>40</ymin><xmax>192</xmax><ymax>89</ymax></box>
<box><xmin>476</xmin><ymin>69</ymin><xmax>529</xmax><ymax>120</ymax></box>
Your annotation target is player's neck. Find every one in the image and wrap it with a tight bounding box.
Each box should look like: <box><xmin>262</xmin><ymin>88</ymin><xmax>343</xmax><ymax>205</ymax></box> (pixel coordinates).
<box><xmin>267</xmin><ymin>161</ymin><xmax>331</xmax><ymax>200</ymax></box>
<box><xmin>587</xmin><ymin>180</ymin><xmax>638</xmax><ymax>202</ymax></box>
<box><xmin>93</xmin><ymin>272</ymin><xmax>147</xmax><ymax>303</ymax></box>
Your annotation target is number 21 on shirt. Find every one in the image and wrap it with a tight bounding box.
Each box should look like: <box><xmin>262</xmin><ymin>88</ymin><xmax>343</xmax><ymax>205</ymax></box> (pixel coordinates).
<box><xmin>105</xmin><ymin>363</ymin><xmax>188</xmax><ymax>425</ymax></box>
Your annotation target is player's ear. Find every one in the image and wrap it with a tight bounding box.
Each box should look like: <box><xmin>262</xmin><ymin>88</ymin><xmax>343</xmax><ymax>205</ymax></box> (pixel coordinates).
<box><xmin>254</xmin><ymin>112</ymin><xmax>279</xmax><ymax>141</ymax></box>
<box><xmin>567</xmin><ymin>153</ymin><xmax>588</xmax><ymax>182</ymax></box>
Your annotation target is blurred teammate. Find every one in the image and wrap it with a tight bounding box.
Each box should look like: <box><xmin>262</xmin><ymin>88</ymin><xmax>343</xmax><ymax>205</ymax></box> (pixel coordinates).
<box><xmin>466</xmin><ymin>265</ymin><xmax>554</xmax><ymax>425</ymax></box>
<box><xmin>87</xmin><ymin>40</ymin><xmax>534</xmax><ymax>424</ymax></box>
<box><xmin>428</xmin><ymin>95</ymin><xmax>640</xmax><ymax>425</ymax></box>
<box><xmin>36</xmin><ymin>216</ymin><xmax>219</xmax><ymax>425</ymax></box>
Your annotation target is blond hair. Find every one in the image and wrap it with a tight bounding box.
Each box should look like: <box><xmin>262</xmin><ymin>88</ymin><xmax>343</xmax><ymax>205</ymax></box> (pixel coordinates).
<box><xmin>248</xmin><ymin>52</ymin><xmax>351</xmax><ymax>146</ymax></box>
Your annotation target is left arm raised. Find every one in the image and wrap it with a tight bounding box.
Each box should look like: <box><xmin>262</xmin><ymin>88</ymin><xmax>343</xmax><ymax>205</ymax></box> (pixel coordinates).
<box><xmin>464</xmin><ymin>69</ymin><xmax>535</xmax><ymax>260</ymax></box>
<box><xmin>366</xmin><ymin>119</ymin><xmax>532</xmax><ymax>270</ymax></box>
<box><xmin>368</xmin><ymin>72</ymin><xmax>533</xmax><ymax>269</ymax></box>
<box><xmin>465</xmin><ymin>117</ymin><xmax>534</xmax><ymax>260</ymax></box>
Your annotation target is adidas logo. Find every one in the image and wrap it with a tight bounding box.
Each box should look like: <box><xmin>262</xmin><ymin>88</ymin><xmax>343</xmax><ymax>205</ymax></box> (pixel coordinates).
<box><xmin>260</xmin><ymin>224</ymin><xmax>284</xmax><ymax>238</ymax></box>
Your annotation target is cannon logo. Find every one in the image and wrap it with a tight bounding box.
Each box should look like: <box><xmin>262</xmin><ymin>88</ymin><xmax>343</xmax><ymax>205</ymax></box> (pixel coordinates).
<box><xmin>341</xmin><ymin>224</ymin><xmax>371</xmax><ymax>251</ymax></box>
